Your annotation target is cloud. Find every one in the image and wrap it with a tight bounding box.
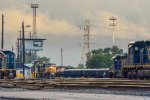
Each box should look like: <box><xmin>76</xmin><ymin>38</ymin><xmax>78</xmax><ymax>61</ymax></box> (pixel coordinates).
<box><xmin>1</xmin><ymin>1</ymin><xmax>150</xmax><ymax>42</ymax></box>
<box><xmin>82</xmin><ymin>11</ymin><xmax>150</xmax><ymax>40</ymax></box>
<box><xmin>36</xmin><ymin>13</ymin><xmax>78</xmax><ymax>36</ymax></box>
<box><xmin>0</xmin><ymin>9</ymin><xmax>78</xmax><ymax>37</ymax></box>
<box><xmin>0</xmin><ymin>8</ymin><xmax>79</xmax><ymax>52</ymax></box>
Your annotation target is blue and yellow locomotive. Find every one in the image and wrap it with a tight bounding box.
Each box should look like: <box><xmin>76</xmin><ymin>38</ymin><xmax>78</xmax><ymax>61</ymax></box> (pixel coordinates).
<box><xmin>113</xmin><ymin>41</ymin><xmax>150</xmax><ymax>79</ymax></box>
<box><xmin>0</xmin><ymin>50</ymin><xmax>16</xmax><ymax>79</ymax></box>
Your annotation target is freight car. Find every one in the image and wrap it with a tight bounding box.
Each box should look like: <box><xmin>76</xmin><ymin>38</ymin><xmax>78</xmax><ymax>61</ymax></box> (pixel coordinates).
<box><xmin>62</xmin><ymin>68</ymin><xmax>109</xmax><ymax>78</ymax></box>
<box><xmin>113</xmin><ymin>41</ymin><xmax>150</xmax><ymax>79</ymax></box>
<box><xmin>0</xmin><ymin>50</ymin><xmax>16</xmax><ymax>79</ymax></box>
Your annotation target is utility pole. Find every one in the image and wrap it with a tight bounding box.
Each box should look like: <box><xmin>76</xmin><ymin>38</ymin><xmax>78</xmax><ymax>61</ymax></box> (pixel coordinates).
<box><xmin>17</xmin><ymin>36</ymin><xmax>19</xmax><ymax>62</ymax></box>
<box><xmin>22</xmin><ymin>21</ymin><xmax>25</xmax><ymax>79</ymax></box>
<box><xmin>2</xmin><ymin>14</ymin><xmax>4</xmax><ymax>50</ymax></box>
<box><xmin>61</xmin><ymin>48</ymin><xmax>63</xmax><ymax>67</ymax></box>
<box><xmin>19</xmin><ymin>31</ymin><xmax>22</xmax><ymax>62</ymax></box>
<box><xmin>12</xmin><ymin>46</ymin><xmax>14</xmax><ymax>52</ymax></box>
<box><xmin>29</xmin><ymin>31</ymin><xmax>32</xmax><ymax>63</ymax></box>
<box><xmin>109</xmin><ymin>16</ymin><xmax>117</xmax><ymax>47</ymax></box>
<box><xmin>17</xmin><ymin>31</ymin><xmax>21</xmax><ymax>62</ymax></box>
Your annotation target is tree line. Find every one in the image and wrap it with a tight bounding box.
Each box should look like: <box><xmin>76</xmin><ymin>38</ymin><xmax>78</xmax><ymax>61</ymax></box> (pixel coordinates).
<box><xmin>86</xmin><ymin>45</ymin><xmax>123</xmax><ymax>69</ymax></box>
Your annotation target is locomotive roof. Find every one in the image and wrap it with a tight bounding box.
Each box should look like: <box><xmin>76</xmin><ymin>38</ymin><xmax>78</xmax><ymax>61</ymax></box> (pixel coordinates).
<box><xmin>129</xmin><ymin>40</ymin><xmax>150</xmax><ymax>48</ymax></box>
<box><xmin>0</xmin><ymin>50</ymin><xmax>15</xmax><ymax>58</ymax></box>
<box><xmin>0</xmin><ymin>50</ymin><xmax>6</xmax><ymax>57</ymax></box>
<box><xmin>112</xmin><ymin>53</ymin><xmax>127</xmax><ymax>60</ymax></box>
<box><xmin>2</xmin><ymin>50</ymin><xmax>15</xmax><ymax>55</ymax></box>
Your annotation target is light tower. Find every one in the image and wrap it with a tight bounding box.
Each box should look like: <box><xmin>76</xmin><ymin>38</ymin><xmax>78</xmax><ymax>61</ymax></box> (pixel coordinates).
<box><xmin>109</xmin><ymin>16</ymin><xmax>117</xmax><ymax>47</ymax></box>
<box><xmin>80</xmin><ymin>20</ymin><xmax>91</xmax><ymax>67</ymax></box>
<box><xmin>84</xmin><ymin>20</ymin><xmax>90</xmax><ymax>60</ymax></box>
<box><xmin>31</xmin><ymin>4</ymin><xmax>38</xmax><ymax>38</ymax></box>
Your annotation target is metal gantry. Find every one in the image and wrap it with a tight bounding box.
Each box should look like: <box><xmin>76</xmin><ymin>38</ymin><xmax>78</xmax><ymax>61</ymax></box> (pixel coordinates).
<box><xmin>80</xmin><ymin>20</ymin><xmax>91</xmax><ymax>67</ymax></box>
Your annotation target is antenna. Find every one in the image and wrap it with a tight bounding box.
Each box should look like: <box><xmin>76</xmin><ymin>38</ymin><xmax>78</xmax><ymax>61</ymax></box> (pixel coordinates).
<box><xmin>109</xmin><ymin>16</ymin><xmax>117</xmax><ymax>47</ymax></box>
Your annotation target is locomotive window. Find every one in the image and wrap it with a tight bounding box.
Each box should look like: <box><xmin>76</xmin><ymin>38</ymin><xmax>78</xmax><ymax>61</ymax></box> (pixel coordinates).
<box><xmin>103</xmin><ymin>72</ymin><xmax>106</xmax><ymax>76</ymax></box>
<box><xmin>135</xmin><ymin>47</ymin><xmax>138</xmax><ymax>50</ymax></box>
<box><xmin>11</xmin><ymin>55</ymin><xmax>14</xmax><ymax>58</ymax></box>
<box><xmin>6</xmin><ymin>54</ymin><xmax>9</xmax><ymax>61</ymax></box>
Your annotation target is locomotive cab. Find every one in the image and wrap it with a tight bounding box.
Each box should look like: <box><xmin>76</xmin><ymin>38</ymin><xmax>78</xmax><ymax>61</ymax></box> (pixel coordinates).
<box><xmin>112</xmin><ymin>53</ymin><xmax>127</xmax><ymax>78</ymax></box>
<box><xmin>122</xmin><ymin>41</ymin><xmax>150</xmax><ymax>79</ymax></box>
<box><xmin>0</xmin><ymin>50</ymin><xmax>16</xmax><ymax>79</ymax></box>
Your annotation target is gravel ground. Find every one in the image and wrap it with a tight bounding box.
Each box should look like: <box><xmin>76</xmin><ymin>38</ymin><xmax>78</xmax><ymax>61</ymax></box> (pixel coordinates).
<box><xmin>0</xmin><ymin>87</ymin><xmax>150</xmax><ymax>100</ymax></box>
<box><xmin>45</xmin><ymin>87</ymin><xmax>150</xmax><ymax>96</ymax></box>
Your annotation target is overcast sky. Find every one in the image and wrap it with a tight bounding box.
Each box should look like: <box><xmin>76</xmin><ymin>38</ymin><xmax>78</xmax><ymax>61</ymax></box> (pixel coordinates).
<box><xmin>0</xmin><ymin>0</ymin><xmax>150</xmax><ymax>66</ymax></box>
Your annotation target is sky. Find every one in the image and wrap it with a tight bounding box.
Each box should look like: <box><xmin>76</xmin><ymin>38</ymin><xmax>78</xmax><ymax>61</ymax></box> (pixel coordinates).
<box><xmin>0</xmin><ymin>0</ymin><xmax>150</xmax><ymax>66</ymax></box>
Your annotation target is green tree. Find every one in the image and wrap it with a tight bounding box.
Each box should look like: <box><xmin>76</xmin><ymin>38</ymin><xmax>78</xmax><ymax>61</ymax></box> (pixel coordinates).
<box><xmin>38</xmin><ymin>56</ymin><xmax>50</xmax><ymax>64</ymax></box>
<box><xmin>86</xmin><ymin>45</ymin><xmax>123</xmax><ymax>69</ymax></box>
<box><xmin>112</xmin><ymin>45</ymin><xmax>123</xmax><ymax>55</ymax></box>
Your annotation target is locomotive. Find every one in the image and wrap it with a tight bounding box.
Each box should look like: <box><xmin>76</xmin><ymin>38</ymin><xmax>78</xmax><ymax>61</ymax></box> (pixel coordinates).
<box><xmin>113</xmin><ymin>40</ymin><xmax>150</xmax><ymax>79</ymax></box>
<box><xmin>0</xmin><ymin>50</ymin><xmax>16</xmax><ymax>79</ymax></box>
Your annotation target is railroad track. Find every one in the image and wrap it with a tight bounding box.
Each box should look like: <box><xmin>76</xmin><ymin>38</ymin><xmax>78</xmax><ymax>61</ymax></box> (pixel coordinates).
<box><xmin>0</xmin><ymin>78</ymin><xmax>150</xmax><ymax>90</ymax></box>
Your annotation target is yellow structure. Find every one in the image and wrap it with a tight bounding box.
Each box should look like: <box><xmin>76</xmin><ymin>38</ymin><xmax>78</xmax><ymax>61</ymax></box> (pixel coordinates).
<box><xmin>16</xmin><ymin>73</ymin><xmax>23</xmax><ymax>79</ymax></box>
